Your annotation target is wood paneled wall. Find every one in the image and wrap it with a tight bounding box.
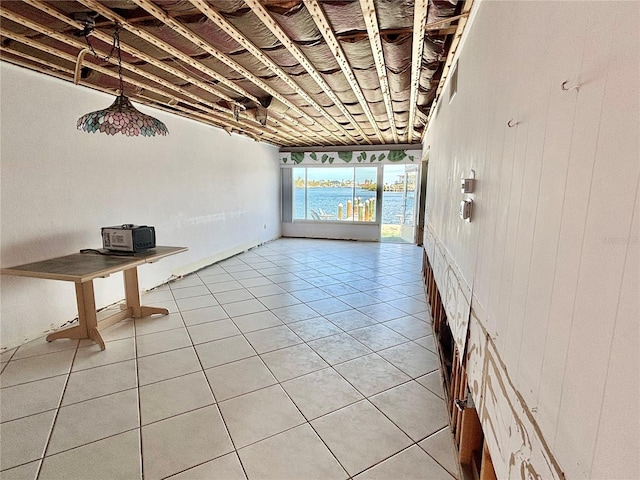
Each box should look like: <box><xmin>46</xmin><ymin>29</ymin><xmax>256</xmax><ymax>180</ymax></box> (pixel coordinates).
<box><xmin>423</xmin><ymin>1</ymin><xmax>639</xmax><ymax>478</ymax></box>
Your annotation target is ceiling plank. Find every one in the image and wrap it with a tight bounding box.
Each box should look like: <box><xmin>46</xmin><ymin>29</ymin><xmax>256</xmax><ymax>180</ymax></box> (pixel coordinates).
<box><xmin>130</xmin><ymin>0</ymin><xmax>341</xmax><ymax>146</ymax></box>
<box><xmin>358</xmin><ymin>0</ymin><xmax>399</xmax><ymax>143</ymax></box>
<box><xmin>243</xmin><ymin>0</ymin><xmax>373</xmax><ymax>145</ymax></box>
<box><xmin>302</xmin><ymin>0</ymin><xmax>385</xmax><ymax>144</ymax></box>
<box><xmin>407</xmin><ymin>0</ymin><xmax>428</xmax><ymax>143</ymax></box>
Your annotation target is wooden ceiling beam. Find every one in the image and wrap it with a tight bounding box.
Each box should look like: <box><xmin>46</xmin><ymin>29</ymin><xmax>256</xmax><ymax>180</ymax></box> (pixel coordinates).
<box><xmin>407</xmin><ymin>0</ymin><xmax>428</xmax><ymax>143</ymax></box>
<box><xmin>0</xmin><ymin>11</ymin><xmax>300</xmax><ymax>146</ymax></box>
<box><xmin>244</xmin><ymin>0</ymin><xmax>371</xmax><ymax>145</ymax></box>
<box><xmin>303</xmin><ymin>0</ymin><xmax>385</xmax><ymax>143</ymax></box>
<box><xmin>422</xmin><ymin>3</ymin><xmax>473</xmax><ymax>143</ymax></box>
<box><xmin>20</xmin><ymin>1</ymin><xmax>237</xmax><ymax>104</ymax></box>
<box><xmin>130</xmin><ymin>0</ymin><xmax>325</xmax><ymax>146</ymax></box>
<box><xmin>358</xmin><ymin>0</ymin><xmax>398</xmax><ymax>143</ymax></box>
<box><xmin>22</xmin><ymin>0</ymin><xmax>310</xmax><ymax>144</ymax></box>
<box><xmin>189</xmin><ymin>0</ymin><xmax>352</xmax><ymax>146</ymax></box>
<box><xmin>77</xmin><ymin>0</ymin><xmax>258</xmax><ymax>102</ymax></box>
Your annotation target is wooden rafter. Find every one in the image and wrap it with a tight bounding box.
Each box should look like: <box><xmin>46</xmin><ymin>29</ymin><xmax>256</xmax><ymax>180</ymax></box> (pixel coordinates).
<box><xmin>422</xmin><ymin>3</ymin><xmax>473</xmax><ymax>142</ymax></box>
<box><xmin>302</xmin><ymin>0</ymin><xmax>385</xmax><ymax>144</ymax></box>
<box><xmin>0</xmin><ymin>7</ymin><xmax>302</xmax><ymax>146</ymax></box>
<box><xmin>359</xmin><ymin>0</ymin><xmax>399</xmax><ymax>143</ymax></box>
<box><xmin>188</xmin><ymin>0</ymin><xmax>357</xmax><ymax>147</ymax></box>
<box><xmin>0</xmin><ymin>39</ymin><xmax>299</xmax><ymax>147</ymax></box>
<box><xmin>407</xmin><ymin>0</ymin><xmax>429</xmax><ymax>143</ymax></box>
<box><xmin>22</xmin><ymin>0</ymin><xmax>315</xmax><ymax>145</ymax></box>
<box><xmin>243</xmin><ymin>0</ymin><xmax>372</xmax><ymax>145</ymax></box>
<box><xmin>129</xmin><ymin>0</ymin><xmax>342</xmax><ymax>147</ymax></box>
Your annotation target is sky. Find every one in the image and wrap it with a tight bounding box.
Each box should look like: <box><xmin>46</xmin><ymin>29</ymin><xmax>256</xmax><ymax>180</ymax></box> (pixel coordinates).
<box><xmin>294</xmin><ymin>165</ymin><xmax>408</xmax><ymax>183</ymax></box>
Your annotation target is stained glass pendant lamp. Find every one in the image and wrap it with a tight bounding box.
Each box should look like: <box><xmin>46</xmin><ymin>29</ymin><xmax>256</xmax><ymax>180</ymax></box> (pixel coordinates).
<box><xmin>77</xmin><ymin>24</ymin><xmax>168</xmax><ymax>137</ymax></box>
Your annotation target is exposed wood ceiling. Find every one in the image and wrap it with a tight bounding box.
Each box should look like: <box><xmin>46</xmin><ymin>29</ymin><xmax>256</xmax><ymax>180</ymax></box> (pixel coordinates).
<box><xmin>0</xmin><ymin>0</ymin><xmax>471</xmax><ymax>146</ymax></box>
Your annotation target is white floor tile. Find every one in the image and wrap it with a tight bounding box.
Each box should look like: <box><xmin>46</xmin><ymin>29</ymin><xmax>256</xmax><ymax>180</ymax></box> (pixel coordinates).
<box><xmin>0</xmin><ymin>410</ymin><xmax>55</xmax><ymax>470</ymax></box>
<box><xmin>244</xmin><ymin>325</ymin><xmax>302</xmax><ymax>354</ymax></box>
<box><xmin>136</xmin><ymin>327</ymin><xmax>192</xmax><ymax>357</ymax></box>
<box><xmin>134</xmin><ymin>312</ymin><xmax>184</xmax><ymax>336</ymax></box>
<box><xmin>282</xmin><ymin>368</ymin><xmax>363</xmax><ymax>420</ymax></box>
<box><xmin>306</xmin><ymin>298</ymin><xmax>351</xmax><ymax>316</ymax></box>
<box><xmin>205</xmin><ymin>356</ymin><xmax>276</xmax><ymax>402</ymax></box>
<box><xmin>171</xmin><ymin>285</ymin><xmax>211</xmax><ymax>300</ymax></box>
<box><xmin>62</xmin><ymin>359</ymin><xmax>136</xmax><ymax>406</ymax></box>
<box><xmin>39</xmin><ymin>430</ymin><xmax>141</xmax><ymax>480</ymax></box>
<box><xmin>72</xmin><ymin>337</ymin><xmax>135</xmax><ymax>372</ymax></box>
<box><xmin>12</xmin><ymin>338</ymin><xmax>78</xmax><ymax>361</ymax></box>
<box><xmin>239</xmin><ymin>424</ymin><xmax>348</xmax><ymax>480</ymax></box>
<box><xmin>218</xmin><ymin>385</ymin><xmax>305</xmax><ymax>448</ymax></box>
<box><xmin>176</xmin><ymin>295</ymin><xmax>219</xmax><ymax>312</ymax></box>
<box><xmin>0</xmin><ymin>460</ymin><xmax>40</xmax><ymax>480</ymax></box>
<box><xmin>187</xmin><ymin>319</ymin><xmax>241</xmax><ymax>344</ymax></box>
<box><xmin>417</xmin><ymin>370</ymin><xmax>445</xmax><ymax>399</ymax></box>
<box><xmin>222</xmin><ymin>299</ymin><xmax>268</xmax><ymax>317</ymax></box>
<box><xmin>142</xmin><ymin>405</ymin><xmax>233</xmax><ymax>480</ymax></box>
<box><xmin>1</xmin><ymin>375</ymin><xmax>67</xmax><ymax>422</ymax></box>
<box><xmin>181</xmin><ymin>305</ymin><xmax>229</xmax><ymax>326</ymax></box>
<box><xmin>311</xmin><ymin>400</ymin><xmax>412</xmax><ymax>476</ymax></box>
<box><xmin>169</xmin><ymin>275</ymin><xmax>205</xmax><ymax>289</ymax></box>
<box><xmin>270</xmin><ymin>304</ymin><xmax>321</xmax><ymax>324</ymax></box>
<box><xmin>258</xmin><ymin>293</ymin><xmax>301</xmax><ymax>310</ymax></box>
<box><xmin>325</xmin><ymin>310</ymin><xmax>378</xmax><ymax>331</ymax></box>
<box><xmin>170</xmin><ymin>452</ymin><xmax>246</xmax><ymax>480</ymax></box>
<box><xmin>349</xmin><ymin>324</ymin><xmax>409</xmax><ymax>351</ymax></box>
<box><xmin>195</xmin><ymin>336</ymin><xmax>256</xmax><ymax>368</ymax></box>
<box><xmin>370</xmin><ymin>381</ymin><xmax>449</xmax><ymax>441</ymax></box>
<box><xmin>140</xmin><ymin>371</ymin><xmax>215</xmax><ymax>425</ymax></box>
<box><xmin>356</xmin><ymin>303</ymin><xmax>406</xmax><ymax>322</ymax></box>
<box><xmin>384</xmin><ymin>316</ymin><xmax>432</xmax><ymax>340</ymax></box>
<box><xmin>214</xmin><ymin>288</ymin><xmax>255</xmax><ymax>305</ymax></box>
<box><xmin>231</xmin><ymin>311</ymin><xmax>283</xmax><ymax>333</ymax></box>
<box><xmin>307</xmin><ymin>333</ymin><xmax>372</xmax><ymax>365</ymax></box>
<box><xmin>260</xmin><ymin>344</ymin><xmax>328</xmax><ymax>382</ymax></box>
<box><xmin>334</xmin><ymin>353</ymin><xmax>410</xmax><ymax>397</ymax></box>
<box><xmin>137</xmin><ymin>347</ymin><xmax>201</xmax><ymax>386</ymax></box>
<box><xmin>1</xmin><ymin>350</ymin><xmax>75</xmax><ymax>388</ymax></box>
<box><xmin>288</xmin><ymin>317</ymin><xmax>343</xmax><ymax>342</ymax></box>
<box><xmin>47</xmin><ymin>389</ymin><xmax>139</xmax><ymax>455</ymax></box>
<box><xmin>378</xmin><ymin>341</ymin><xmax>440</xmax><ymax>378</ymax></box>
<box><xmin>419</xmin><ymin>428</ymin><xmax>460</xmax><ymax>479</ymax></box>
<box><xmin>355</xmin><ymin>444</ymin><xmax>454</xmax><ymax>480</ymax></box>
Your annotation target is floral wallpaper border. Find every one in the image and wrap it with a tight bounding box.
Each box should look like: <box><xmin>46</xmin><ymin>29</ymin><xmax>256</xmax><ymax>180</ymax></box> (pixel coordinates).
<box><xmin>280</xmin><ymin>149</ymin><xmax>421</xmax><ymax>165</ymax></box>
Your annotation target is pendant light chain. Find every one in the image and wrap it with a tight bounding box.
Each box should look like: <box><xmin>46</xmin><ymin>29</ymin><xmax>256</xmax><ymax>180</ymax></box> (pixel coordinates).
<box><xmin>76</xmin><ymin>22</ymin><xmax>168</xmax><ymax>137</ymax></box>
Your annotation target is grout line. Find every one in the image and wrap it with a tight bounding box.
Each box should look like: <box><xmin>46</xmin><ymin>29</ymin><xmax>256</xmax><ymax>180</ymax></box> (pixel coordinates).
<box><xmin>33</xmin><ymin>344</ymin><xmax>79</xmax><ymax>480</ymax></box>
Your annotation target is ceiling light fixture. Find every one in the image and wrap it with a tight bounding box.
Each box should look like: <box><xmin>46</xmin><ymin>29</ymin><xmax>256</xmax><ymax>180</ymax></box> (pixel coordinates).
<box><xmin>77</xmin><ymin>23</ymin><xmax>168</xmax><ymax>137</ymax></box>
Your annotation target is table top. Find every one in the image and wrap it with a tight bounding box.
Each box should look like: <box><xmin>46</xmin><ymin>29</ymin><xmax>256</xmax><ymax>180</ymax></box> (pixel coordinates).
<box><xmin>1</xmin><ymin>246</ymin><xmax>188</xmax><ymax>283</ymax></box>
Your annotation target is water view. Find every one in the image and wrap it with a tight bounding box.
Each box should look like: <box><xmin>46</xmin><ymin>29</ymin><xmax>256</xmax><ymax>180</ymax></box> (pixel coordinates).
<box><xmin>294</xmin><ymin>187</ymin><xmax>414</xmax><ymax>224</ymax></box>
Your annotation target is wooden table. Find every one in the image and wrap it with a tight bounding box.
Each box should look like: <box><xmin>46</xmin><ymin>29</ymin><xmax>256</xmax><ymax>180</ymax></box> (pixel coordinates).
<box><xmin>1</xmin><ymin>246</ymin><xmax>187</xmax><ymax>350</ymax></box>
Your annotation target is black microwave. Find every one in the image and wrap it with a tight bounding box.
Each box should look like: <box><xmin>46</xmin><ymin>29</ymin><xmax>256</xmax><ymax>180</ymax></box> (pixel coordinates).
<box><xmin>101</xmin><ymin>224</ymin><xmax>156</xmax><ymax>252</ymax></box>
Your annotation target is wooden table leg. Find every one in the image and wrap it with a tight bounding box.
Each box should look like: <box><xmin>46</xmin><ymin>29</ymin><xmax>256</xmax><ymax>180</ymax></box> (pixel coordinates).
<box><xmin>46</xmin><ymin>280</ymin><xmax>105</xmax><ymax>350</ymax></box>
<box><xmin>123</xmin><ymin>267</ymin><xmax>142</xmax><ymax>318</ymax></box>
<box><xmin>124</xmin><ymin>267</ymin><xmax>169</xmax><ymax>318</ymax></box>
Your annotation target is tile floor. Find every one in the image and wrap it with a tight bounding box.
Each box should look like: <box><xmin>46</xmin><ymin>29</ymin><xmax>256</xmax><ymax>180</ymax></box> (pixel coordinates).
<box><xmin>0</xmin><ymin>238</ymin><xmax>460</xmax><ymax>480</ymax></box>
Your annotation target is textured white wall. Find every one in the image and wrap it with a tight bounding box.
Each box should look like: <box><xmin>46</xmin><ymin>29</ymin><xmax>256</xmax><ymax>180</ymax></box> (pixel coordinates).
<box><xmin>0</xmin><ymin>63</ymin><xmax>281</xmax><ymax>349</ymax></box>
<box><xmin>424</xmin><ymin>1</ymin><xmax>639</xmax><ymax>478</ymax></box>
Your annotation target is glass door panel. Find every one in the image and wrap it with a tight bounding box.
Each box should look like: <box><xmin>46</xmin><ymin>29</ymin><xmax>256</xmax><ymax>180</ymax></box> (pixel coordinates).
<box><xmin>381</xmin><ymin>164</ymin><xmax>417</xmax><ymax>243</ymax></box>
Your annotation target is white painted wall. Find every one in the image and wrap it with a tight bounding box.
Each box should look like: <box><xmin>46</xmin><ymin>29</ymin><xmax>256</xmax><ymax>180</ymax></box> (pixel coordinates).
<box><xmin>424</xmin><ymin>1</ymin><xmax>639</xmax><ymax>478</ymax></box>
<box><xmin>0</xmin><ymin>63</ymin><xmax>281</xmax><ymax>349</ymax></box>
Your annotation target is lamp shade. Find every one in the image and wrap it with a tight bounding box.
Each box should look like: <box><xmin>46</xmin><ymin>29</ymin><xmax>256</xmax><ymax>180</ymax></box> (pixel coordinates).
<box><xmin>77</xmin><ymin>95</ymin><xmax>168</xmax><ymax>137</ymax></box>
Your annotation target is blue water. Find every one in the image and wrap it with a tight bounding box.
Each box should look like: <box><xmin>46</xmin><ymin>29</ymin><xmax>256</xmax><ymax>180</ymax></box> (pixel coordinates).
<box><xmin>294</xmin><ymin>187</ymin><xmax>414</xmax><ymax>224</ymax></box>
